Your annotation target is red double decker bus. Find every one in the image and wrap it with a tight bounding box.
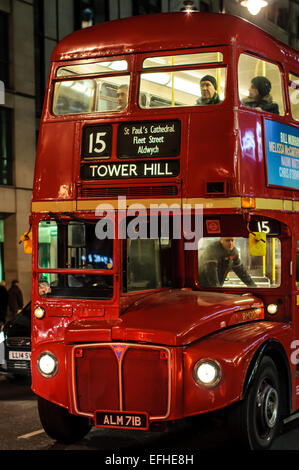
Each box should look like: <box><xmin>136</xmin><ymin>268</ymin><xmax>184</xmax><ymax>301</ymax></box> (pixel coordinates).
<box><xmin>30</xmin><ymin>12</ymin><xmax>299</xmax><ymax>449</ymax></box>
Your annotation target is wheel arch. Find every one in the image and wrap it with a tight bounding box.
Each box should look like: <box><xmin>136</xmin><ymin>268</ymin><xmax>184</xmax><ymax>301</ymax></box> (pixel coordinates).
<box><xmin>242</xmin><ymin>339</ymin><xmax>292</xmax><ymax>418</ymax></box>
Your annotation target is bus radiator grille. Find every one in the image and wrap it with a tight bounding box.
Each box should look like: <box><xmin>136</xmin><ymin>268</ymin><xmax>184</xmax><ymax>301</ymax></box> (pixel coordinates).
<box><xmin>74</xmin><ymin>344</ymin><xmax>170</xmax><ymax>419</ymax></box>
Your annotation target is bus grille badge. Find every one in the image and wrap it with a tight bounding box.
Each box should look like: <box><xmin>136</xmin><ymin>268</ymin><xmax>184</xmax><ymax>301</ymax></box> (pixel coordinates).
<box><xmin>112</xmin><ymin>344</ymin><xmax>126</xmax><ymax>361</ymax></box>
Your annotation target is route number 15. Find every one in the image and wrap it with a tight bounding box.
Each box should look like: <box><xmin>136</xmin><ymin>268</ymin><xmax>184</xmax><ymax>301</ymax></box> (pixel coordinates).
<box><xmin>82</xmin><ymin>125</ymin><xmax>112</xmax><ymax>159</ymax></box>
<box><xmin>249</xmin><ymin>219</ymin><xmax>280</xmax><ymax>236</ymax></box>
<box><xmin>89</xmin><ymin>132</ymin><xmax>107</xmax><ymax>154</ymax></box>
<box><xmin>257</xmin><ymin>221</ymin><xmax>271</xmax><ymax>233</ymax></box>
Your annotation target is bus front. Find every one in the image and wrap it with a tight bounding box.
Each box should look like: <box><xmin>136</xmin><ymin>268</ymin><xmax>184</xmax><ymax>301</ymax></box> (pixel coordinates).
<box><xmin>30</xmin><ymin>13</ymin><xmax>297</xmax><ymax>450</ymax></box>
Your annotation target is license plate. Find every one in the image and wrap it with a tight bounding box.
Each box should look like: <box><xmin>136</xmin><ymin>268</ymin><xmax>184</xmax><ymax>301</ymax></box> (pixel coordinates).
<box><xmin>95</xmin><ymin>411</ymin><xmax>148</xmax><ymax>430</ymax></box>
<box><xmin>8</xmin><ymin>351</ymin><xmax>31</xmax><ymax>360</ymax></box>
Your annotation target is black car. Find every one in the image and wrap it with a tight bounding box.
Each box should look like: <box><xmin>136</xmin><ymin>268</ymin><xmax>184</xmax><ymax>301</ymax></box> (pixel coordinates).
<box><xmin>0</xmin><ymin>302</ymin><xmax>31</xmax><ymax>377</ymax></box>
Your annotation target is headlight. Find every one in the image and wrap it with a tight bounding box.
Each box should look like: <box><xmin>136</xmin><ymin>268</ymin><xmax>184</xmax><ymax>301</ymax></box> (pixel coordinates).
<box><xmin>194</xmin><ymin>359</ymin><xmax>221</xmax><ymax>387</ymax></box>
<box><xmin>37</xmin><ymin>352</ymin><xmax>58</xmax><ymax>377</ymax></box>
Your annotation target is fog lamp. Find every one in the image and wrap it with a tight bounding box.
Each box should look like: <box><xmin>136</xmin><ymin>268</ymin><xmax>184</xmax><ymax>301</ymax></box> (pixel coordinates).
<box><xmin>37</xmin><ymin>352</ymin><xmax>58</xmax><ymax>377</ymax></box>
<box><xmin>34</xmin><ymin>306</ymin><xmax>45</xmax><ymax>319</ymax></box>
<box><xmin>194</xmin><ymin>359</ymin><xmax>221</xmax><ymax>387</ymax></box>
<box><xmin>267</xmin><ymin>303</ymin><xmax>278</xmax><ymax>315</ymax></box>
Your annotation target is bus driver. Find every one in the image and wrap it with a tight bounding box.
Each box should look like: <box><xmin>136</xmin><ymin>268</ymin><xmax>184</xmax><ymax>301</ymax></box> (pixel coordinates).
<box><xmin>198</xmin><ymin>237</ymin><xmax>256</xmax><ymax>287</ymax></box>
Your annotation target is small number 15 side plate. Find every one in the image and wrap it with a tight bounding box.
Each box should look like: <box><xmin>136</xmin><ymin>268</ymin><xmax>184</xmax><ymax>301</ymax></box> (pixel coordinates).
<box><xmin>95</xmin><ymin>410</ymin><xmax>149</xmax><ymax>430</ymax></box>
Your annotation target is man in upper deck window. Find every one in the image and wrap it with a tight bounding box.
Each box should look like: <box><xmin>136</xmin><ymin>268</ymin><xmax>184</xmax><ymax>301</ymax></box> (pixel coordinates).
<box><xmin>198</xmin><ymin>237</ymin><xmax>256</xmax><ymax>288</ymax></box>
<box><xmin>117</xmin><ymin>84</ymin><xmax>129</xmax><ymax>110</ymax></box>
<box><xmin>196</xmin><ymin>75</ymin><xmax>221</xmax><ymax>105</ymax></box>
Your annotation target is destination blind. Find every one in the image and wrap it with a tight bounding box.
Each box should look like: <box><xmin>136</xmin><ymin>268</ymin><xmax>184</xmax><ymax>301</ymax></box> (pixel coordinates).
<box><xmin>80</xmin><ymin>159</ymin><xmax>180</xmax><ymax>180</ymax></box>
<box><xmin>117</xmin><ymin>120</ymin><xmax>181</xmax><ymax>158</ymax></box>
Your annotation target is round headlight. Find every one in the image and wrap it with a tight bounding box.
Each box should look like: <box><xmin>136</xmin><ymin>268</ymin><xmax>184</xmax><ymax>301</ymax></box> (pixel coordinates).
<box><xmin>194</xmin><ymin>359</ymin><xmax>221</xmax><ymax>387</ymax></box>
<box><xmin>37</xmin><ymin>352</ymin><xmax>58</xmax><ymax>377</ymax></box>
<box><xmin>34</xmin><ymin>306</ymin><xmax>45</xmax><ymax>319</ymax></box>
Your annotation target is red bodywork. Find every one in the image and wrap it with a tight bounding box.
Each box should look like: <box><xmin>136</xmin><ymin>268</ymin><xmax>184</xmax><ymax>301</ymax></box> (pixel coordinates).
<box><xmin>31</xmin><ymin>12</ymin><xmax>299</xmax><ymax>428</ymax></box>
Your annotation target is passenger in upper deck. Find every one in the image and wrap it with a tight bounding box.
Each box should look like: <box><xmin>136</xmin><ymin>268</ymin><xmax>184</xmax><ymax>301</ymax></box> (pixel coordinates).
<box><xmin>196</xmin><ymin>75</ymin><xmax>221</xmax><ymax>106</ymax></box>
<box><xmin>242</xmin><ymin>76</ymin><xmax>279</xmax><ymax>114</ymax></box>
<box><xmin>117</xmin><ymin>84</ymin><xmax>129</xmax><ymax>110</ymax></box>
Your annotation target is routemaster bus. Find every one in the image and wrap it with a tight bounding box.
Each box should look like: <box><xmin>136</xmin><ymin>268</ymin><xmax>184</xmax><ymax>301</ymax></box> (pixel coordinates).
<box><xmin>29</xmin><ymin>12</ymin><xmax>299</xmax><ymax>450</ymax></box>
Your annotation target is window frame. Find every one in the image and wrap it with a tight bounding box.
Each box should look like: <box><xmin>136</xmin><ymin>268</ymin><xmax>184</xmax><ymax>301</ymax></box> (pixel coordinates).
<box><xmin>237</xmin><ymin>51</ymin><xmax>285</xmax><ymax>116</ymax></box>
<box><xmin>136</xmin><ymin>46</ymin><xmax>230</xmax><ymax>112</ymax></box>
<box><xmin>50</xmin><ymin>56</ymin><xmax>132</xmax><ymax>118</ymax></box>
<box><xmin>197</xmin><ymin>234</ymin><xmax>282</xmax><ymax>290</ymax></box>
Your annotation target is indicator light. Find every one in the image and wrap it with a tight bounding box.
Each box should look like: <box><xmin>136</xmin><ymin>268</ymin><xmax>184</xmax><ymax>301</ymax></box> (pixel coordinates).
<box><xmin>242</xmin><ymin>197</ymin><xmax>256</xmax><ymax>208</ymax></box>
<box><xmin>267</xmin><ymin>303</ymin><xmax>278</xmax><ymax>315</ymax></box>
<box><xmin>34</xmin><ymin>306</ymin><xmax>45</xmax><ymax>319</ymax></box>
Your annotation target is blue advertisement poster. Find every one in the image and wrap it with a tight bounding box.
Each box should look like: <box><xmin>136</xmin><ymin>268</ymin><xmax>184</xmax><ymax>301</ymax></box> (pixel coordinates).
<box><xmin>264</xmin><ymin>119</ymin><xmax>299</xmax><ymax>190</ymax></box>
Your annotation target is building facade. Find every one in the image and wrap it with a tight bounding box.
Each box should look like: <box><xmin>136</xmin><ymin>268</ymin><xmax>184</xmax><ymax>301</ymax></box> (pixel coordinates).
<box><xmin>0</xmin><ymin>0</ymin><xmax>298</xmax><ymax>303</ymax></box>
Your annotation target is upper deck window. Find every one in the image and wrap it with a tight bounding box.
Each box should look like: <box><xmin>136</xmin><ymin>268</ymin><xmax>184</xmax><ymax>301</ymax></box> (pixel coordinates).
<box><xmin>53</xmin><ymin>75</ymin><xmax>130</xmax><ymax>115</ymax></box>
<box><xmin>139</xmin><ymin>67</ymin><xmax>226</xmax><ymax>109</ymax></box>
<box><xmin>238</xmin><ymin>54</ymin><xmax>284</xmax><ymax>115</ymax></box>
<box><xmin>142</xmin><ymin>52</ymin><xmax>223</xmax><ymax>68</ymax></box>
<box><xmin>53</xmin><ymin>59</ymin><xmax>130</xmax><ymax>116</ymax></box>
<box><xmin>140</xmin><ymin>51</ymin><xmax>225</xmax><ymax>109</ymax></box>
<box><xmin>289</xmin><ymin>73</ymin><xmax>299</xmax><ymax>121</ymax></box>
<box><xmin>56</xmin><ymin>60</ymin><xmax>128</xmax><ymax>77</ymax></box>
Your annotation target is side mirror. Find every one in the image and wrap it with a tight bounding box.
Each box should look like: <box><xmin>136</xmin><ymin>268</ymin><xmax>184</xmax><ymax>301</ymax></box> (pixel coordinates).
<box><xmin>249</xmin><ymin>232</ymin><xmax>266</xmax><ymax>256</ymax></box>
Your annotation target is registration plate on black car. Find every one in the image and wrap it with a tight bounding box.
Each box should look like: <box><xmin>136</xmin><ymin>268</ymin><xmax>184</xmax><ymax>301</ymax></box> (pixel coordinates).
<box><xmin>95</xmin><ymin>411</ymin><xmax>149</xmax><ymax>430</ymax></box>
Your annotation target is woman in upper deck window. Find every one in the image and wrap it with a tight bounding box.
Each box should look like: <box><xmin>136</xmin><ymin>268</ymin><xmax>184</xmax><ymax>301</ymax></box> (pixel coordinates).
<box><xmin>242</xmin><ymin>76</ymin><xmax>279</xmax><ymax>114</ymax></box>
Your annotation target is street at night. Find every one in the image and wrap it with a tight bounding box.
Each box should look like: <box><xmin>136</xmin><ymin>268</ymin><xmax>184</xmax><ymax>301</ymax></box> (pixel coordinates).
<box><xmin>1</xmin><ymin>374</ymin><xmax>299</xmax><ymax>453</ymax></box>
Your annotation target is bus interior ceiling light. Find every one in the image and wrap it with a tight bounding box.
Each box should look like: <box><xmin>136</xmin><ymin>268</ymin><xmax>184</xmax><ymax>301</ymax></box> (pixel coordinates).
<box><xmin>181</xmin><ymin>1</ymin><xmax>198</xmax><ymax>12</ymax></box>
<box><xmin>240</xmin><ymin>0</ymin><xmax>268</xmax><ymax>15</ymax></box>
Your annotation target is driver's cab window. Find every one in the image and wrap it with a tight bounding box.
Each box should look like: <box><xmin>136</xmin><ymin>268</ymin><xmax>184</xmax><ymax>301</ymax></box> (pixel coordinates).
<box><xmin>198</xmin><ymin>236</ymin><xmax>281</xmax><ymax>288</ymax></box>
<box><xmin>124</xmin><ymin>238</ymin><xmax>173</xmax><ymax>292</ymax></box>
<box><xmin>238</xmin><ymin>53</ymin><xmax>284</xmax><ymax>115</ymax></box>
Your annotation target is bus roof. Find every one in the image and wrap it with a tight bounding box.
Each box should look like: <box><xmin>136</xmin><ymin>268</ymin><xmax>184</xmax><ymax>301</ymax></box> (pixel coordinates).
<box><xmin>52</xmin><ymin>12</ymin><xmax>298</xmax><ymax>66</ymax></box>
